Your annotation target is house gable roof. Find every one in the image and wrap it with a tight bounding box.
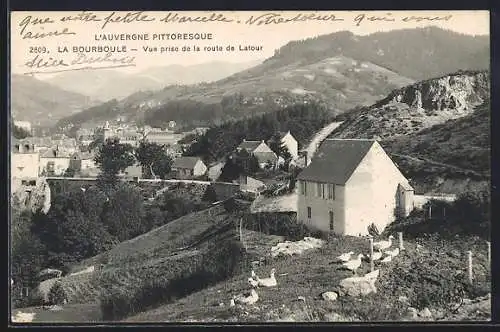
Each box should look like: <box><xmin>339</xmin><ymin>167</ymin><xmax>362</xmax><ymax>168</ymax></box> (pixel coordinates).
<box><xmin>172</xmin><ymin>156</ymin><xmax>203</xmax><ymax>169</ymax></box>
<box><xmin>237</xmin><ymin>140</ymin><xmax>263</xmax><ymax>152</ymax></box>
<box><xmin>297</xmin><ymin>139</ymin><xmax>375</xmax><ymax>184</ymax></box>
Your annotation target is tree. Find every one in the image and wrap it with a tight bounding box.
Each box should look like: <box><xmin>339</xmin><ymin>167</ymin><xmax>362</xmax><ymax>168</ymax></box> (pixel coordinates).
<box><xmin>101</xmin><ymin>184</ymin><xmax>146</xmax><ymax>242</ymax></box>
<box><xmin>219</xmin><ymin>156</ymin><xmax>243</xmax><ymax>182</ymax></box>
<box><xmin>63</xmin><ymin>167</ymin><xmax>76</xmax><ymax>177</ymax></box>
<box><xmin>31</xmin><ymin>189</ymin><xmax>115</xmax><ymax>268</ymax></box>
<box><xmin>135</xmin><ymin>141</ymin><xmax>173</xmax><ymax>179</ymax></box>
<box><xmin>12</xmin><ymin>125</ymin><xmax>31</xmax><ymax>139</ymax></box>
<box><xmin>94</xmin><ymin>138</ymin><xmax>135</xmax><ymax>187</ymax></box>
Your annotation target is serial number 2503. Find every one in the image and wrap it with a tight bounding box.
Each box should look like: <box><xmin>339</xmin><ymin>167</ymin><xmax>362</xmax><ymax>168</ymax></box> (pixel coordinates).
<box><xmin>29</xmin><ymin>46</ymin><xmax>48</xmax><ymax>53</ymax></box>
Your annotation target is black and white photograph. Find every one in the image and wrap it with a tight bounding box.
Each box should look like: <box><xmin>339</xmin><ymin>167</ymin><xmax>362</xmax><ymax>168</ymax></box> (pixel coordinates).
<box><xmin>9</xmin><ymin>10</ymin><xmax>491</xmax><ymax>323</ymax></box>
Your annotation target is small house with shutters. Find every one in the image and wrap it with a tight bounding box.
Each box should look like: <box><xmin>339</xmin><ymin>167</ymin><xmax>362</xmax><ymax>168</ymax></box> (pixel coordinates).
<box><xmin>172</xmin><ymin>156</ymin><xmax>207</xmax><ymax>179</ymax></box>
<box><xmin>296</xmin><ymin>139</ymin><xmax>414</xmax><ymax>236</ymax></box>
<box><xmin>236</xmin><ymin>139</ymin><xmax>278</xmax><ymax>169</ymax></box>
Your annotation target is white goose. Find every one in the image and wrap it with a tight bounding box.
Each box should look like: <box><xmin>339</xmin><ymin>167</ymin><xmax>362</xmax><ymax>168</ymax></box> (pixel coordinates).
<box><xmin>373</xmin><ymin>235</ymin><xmax>394</xmax><ymax>251</ymax></box>
<box><xmin>336</xmin><ymin>251</ymin><xmax>354</xmax><ymax>263</ymax></box>
<box><xmin>370</xmin><ymin>250</ymin><xmax>383</xmax><ymax>261</ymax></box>
<box><xmin>248</xmin><ymin>277</ymin><xmax>259</xmax><ymax>288</ymax></box>
<box><xmin>385</xmin><ymin>247</ymin><xmax>400</xmax><ymax>258</ymax></box>
<box><xmin>251</xmin><ymin>270</ymin><xmax>258</xmax><ymax>279</ymax></box>
<box><xmin>233</xmin><ymin>289</ymin><xmax>259</xmax><ymax>305</ymax></box>
<box><xmin>257</xmin><ymin>268</ymin><xmax>277</xmax><ymax>287</ymax></box>
<box><xmin>342</xmin><ymin>254</ymin><xmax>364</xmax><ymax>274</ymax></box>
<box><xmin>380</xmin><ymin>255</ymin><xmax>392</xmax><ymax>263</ymax></box>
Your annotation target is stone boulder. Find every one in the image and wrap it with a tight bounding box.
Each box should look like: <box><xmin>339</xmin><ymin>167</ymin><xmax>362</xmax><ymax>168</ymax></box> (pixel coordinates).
<box><xmin>321</xmin><ymin>291</ymin><xmax>338</xmax><ymax>301</ymax></box>
<box><xmin>338</xmin><ymin>270</ymin><xmax>379</xmax><ymax>297</ymax></box>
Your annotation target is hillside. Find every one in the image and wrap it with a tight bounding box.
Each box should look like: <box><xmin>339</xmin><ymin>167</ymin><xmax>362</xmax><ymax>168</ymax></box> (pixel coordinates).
<box><xmin>45</xmin><ymin>61</ymin><xmax>260</xmax><ymax>102</ymax></box>
<box><xmin>268</xmin><ymin>27</ymin><xmax>489</xmax><ymax>81</ymax></box>
<box><xmin>124</xmin><ymin>234</ymin><xmax>490</xmax><ymax>322</ymax></box>
<box><xmin>329</xmin><ymin>70</ymin><xmax>490</xmax><ymax>194</ymax></box>
<box><xmin>11</xmin><ymin>74</ymin><xmax>98</xmax><ymax>127</ymax></box>
<box><xmin>53</xmin><ymin>27</ymin><xmax>488</xmax><ymax>131</ymax></box>
<box><xmin>55</xmin><ymin>55</ymin><xmax>413</xmax><ymax>131</ymax></box>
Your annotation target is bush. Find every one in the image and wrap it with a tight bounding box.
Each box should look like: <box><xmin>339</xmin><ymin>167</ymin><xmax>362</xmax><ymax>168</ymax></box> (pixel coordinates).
<box><xmin>99</xmin><ymin>236</ymin><xmax>245</xmax><ymax>321</ymax></box>
<box><xmin>48</xmin><ymin>281</ymin><xmax>67</xmax><ymax>305</ymax></box>
<box><xmin>11</xmin><ymin>287</ymin><xmax>45</xmax><ymax>309</ymax></box>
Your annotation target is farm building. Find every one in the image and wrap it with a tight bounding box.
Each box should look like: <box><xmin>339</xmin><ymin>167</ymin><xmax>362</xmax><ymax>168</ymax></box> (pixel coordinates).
<box><xmin>296</xmin><ymin>139</ymin><xmax>414</xmax><ymax>236</ymax></box>
<box><xmin>172</xmin><ymin>157</ymin><xmax>207</xmax><ymax>179</ymax></box>
<box><xmin>236</xmin><ymin>139</ymin><xmax>278</xmax><ymax>169</ymax></box>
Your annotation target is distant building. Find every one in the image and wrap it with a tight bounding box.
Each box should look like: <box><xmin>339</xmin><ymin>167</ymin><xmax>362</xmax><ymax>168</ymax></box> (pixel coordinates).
<box><xmin>267</xmin><ymin>131</ymin><xmax>299</xmax><ymax>160</ymax></box>
<box><xmin>11</xmin><ymin>138</ymin><xmax>40</xmax><ymax>190</ymax></box>
<box><xmin>236</xmin><ymin>139</ymin><xmax>278</xmax><ymax>169</ymax></box>
<box><xmin>172</xmin><ymin>157</ymin><xmax>207</xmax><ymax>179</ymax></box>
<box><xmin>69</xmin><ymin>151</ymin><xmax>97</xmax><ymax>173</ymax></box>
<box><xmin>145</xmin><ymin>129</ymin><xmax>183</xmax><ymax>146</ymax></box>
<box><xmin>40</xmin><ymin>148</ymin><xmax>72</xmax><ymax>176</ymax></box>
<box><xmin>296</xmin><ymin>139</ymin><xmax>414</xmax><ymax>236</ymax></box>
<box><xmin>237</xmin><ymin>175</ymin><xmax>266</xmax><ymax>194</ymax></box>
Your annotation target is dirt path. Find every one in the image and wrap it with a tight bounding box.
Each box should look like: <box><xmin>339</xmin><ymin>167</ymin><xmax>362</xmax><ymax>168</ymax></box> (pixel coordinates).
<box><xmin>303</xmin><ymin>121</ymin><xmax>343</xmax><ymax>165</ymax></box>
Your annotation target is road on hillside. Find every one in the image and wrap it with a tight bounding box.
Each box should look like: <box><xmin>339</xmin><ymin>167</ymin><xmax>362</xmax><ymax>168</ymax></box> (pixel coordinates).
<box><xmin>302</xmin><ymin>121</ymin><xmax>343</xmax><ymax>165</ymax></box>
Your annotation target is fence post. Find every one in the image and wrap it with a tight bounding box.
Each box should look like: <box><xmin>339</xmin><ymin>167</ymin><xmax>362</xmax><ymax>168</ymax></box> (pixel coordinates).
<box><xmin>369</xmin><ymin>236</ymin><xmax>374</xmax><ymax>272</ymax></box>
<box><xmin>487</xmin><ymin>241</ymin><xmax>491</xmax><ymax>266</ymax></box>
<box><xmin>467</xmin><ymin>251</ymin><xmax>473</xmax><ymax>284</ymax></box>
<box><xmin>428</xmin><ymin>205</ymin><xmax>432</xmax><ymax>220</ymax></box>
<box><xmin>398</xmin><ymin>232</ymin><xmax>404</xmax><ymax>251</ymax></box>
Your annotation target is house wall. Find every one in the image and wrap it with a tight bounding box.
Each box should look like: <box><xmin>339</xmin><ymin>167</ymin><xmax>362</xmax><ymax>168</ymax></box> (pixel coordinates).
<box><xmin>297</xmin><ymin>180</ymin><xmax>346</xmax><ymax>234</ymax></box>
<box><xmin>40</xmin><ymin>157</ymin><xmax>71</xmax><ymax>175</ymax></box>
<box><xmin>175</xmin><ymin>168</ymin><xmax>192</xmax><ymax>179</ymax></box>
<box><xmin>193</xmin><ymin>161</ymin><xmax>208</xmax><ymax>177</ymax></box>
<box><xmin>239</xmin><ymin>176</ymin><xmax>265</xmax><ymax>193</ymax></box>
<box><xmin>344</xmin><ymin>142</ymin><xmax>412</xmax><ymax>236</ymax></box>
<box><xmin>11</xmin><ymin>153</ymin><xmax>40</xmax><ymax>179</ymax></box>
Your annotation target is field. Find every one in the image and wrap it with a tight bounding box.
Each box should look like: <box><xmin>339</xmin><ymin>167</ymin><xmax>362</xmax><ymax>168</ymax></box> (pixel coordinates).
<box><xmin>124</xmin><ymin>233</ymin><xmax>490</xmax><ymax>322</ymax></box>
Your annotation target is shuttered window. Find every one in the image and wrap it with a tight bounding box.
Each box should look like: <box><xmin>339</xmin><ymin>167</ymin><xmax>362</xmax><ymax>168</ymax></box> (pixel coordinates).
<box><xmin>307</xmin><ymin>207</ymin><xmax>312</xmax><ymax>219</ymax></box>
<box><xmin>328</xmin><ymin>184</ymin><xmax>335</xmax><ymax>200</ymax></box>
<box><xmin>329</xmin><ymin>211</ymin><xmax>334</xmax><ymax>230</ymax></box>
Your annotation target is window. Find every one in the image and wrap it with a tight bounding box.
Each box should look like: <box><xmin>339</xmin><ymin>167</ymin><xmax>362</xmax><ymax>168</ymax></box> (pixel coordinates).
<box><xmin>328</xmin><ymin>184</ymin><xmax>335</xmax><ymax>200</ymax></box>
<box><xmin>307</xmin><ymin>207</ymin><xmax>312</xmax><ymax>219</ymax></box>
<box><xmin>300</xmin><ymin>181</ymin><xmax>307</xmax><ymax>196</ymax></box>
<box><xmin>322</xmin><ymin>183</ymin><xmax>326</xmax><ymax>199</ymax></box>
<box><xmin>329</xmin><ymin>211</ymin><xmax>334</xmax><ymax>231</ymax></box>
<box><xmin>316</xmin><ymin>183</ymin><xmax>322</xmax><ymax>197</ymax></box>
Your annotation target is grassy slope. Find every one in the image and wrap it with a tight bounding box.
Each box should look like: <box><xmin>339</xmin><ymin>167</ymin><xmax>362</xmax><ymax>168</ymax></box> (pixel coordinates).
<box><xmin>125</xmin><ymin>234</ymin><xmax>490</xmax><ymax>322</ymax></box>
<box><xmin>43</xmin><ymin>203</ymin><xmax>284</xmax><ymax>307</ymax></box>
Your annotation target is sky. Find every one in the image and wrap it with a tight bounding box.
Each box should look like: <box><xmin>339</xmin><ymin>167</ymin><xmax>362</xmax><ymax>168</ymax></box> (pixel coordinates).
<box><xmin>10</xmin><ymin>10</ymin><xmax>490</xmax><ymax>78</ymax></box>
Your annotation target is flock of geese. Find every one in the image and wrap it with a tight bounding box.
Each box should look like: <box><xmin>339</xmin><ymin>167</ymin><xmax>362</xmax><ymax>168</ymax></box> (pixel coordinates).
<box><xmin>229</xmin><ymin>235</ymin><xmax>401</xmax><ymax>306</ymax></box>
<box><xmin>335</xmin><ymin>235</ymin><xmax>400</xmax><ymax>274</ymax></box>
<box><xmin>230</xmin><ymin>268</ymin><xmax>277</xmax><ymax>306</ymax></box>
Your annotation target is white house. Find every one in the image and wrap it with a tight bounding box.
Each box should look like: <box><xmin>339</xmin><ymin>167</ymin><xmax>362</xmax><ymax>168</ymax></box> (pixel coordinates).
<box><xmin>11</xmin><ymin>139</ymin><xmax>40</xmax><ymax>191</ymax></box>
<box><xmin>40</xmin><ymin>148</ymin><xmax>72</xmax><ymax>176</ymax></box>
<box><xmin>296</xmin><ymin>139</ymin><xmax>414</xmax><ymax>236</ymax></box>
<box><xmin>268</xmin><ymin>131</ymin><xmax>299</xmax><ymax>160</ymax></box>
<box><xmin>172</xmin><ymin>156</ymin><xmax>207</xmax><ymax>179</ymax></box>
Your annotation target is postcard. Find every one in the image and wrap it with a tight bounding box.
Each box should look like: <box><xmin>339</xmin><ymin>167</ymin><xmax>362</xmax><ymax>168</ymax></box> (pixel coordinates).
<box><xmin>10</xmin><ymin>10</ymin><xmax>491</xmax><ymax>324</ymax></box>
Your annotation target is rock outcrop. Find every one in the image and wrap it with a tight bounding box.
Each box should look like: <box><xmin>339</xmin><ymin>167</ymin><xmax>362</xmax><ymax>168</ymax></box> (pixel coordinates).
<box><xmin>383</xmin><ymin>71</ymin><xmax>489</xmax><ymax>111</ymax></box>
